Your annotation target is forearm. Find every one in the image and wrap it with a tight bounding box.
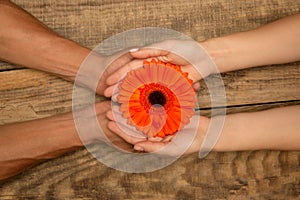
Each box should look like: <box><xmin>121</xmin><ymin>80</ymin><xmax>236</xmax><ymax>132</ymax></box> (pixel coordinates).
<box><xmin>202</xmin><ymin>14</ymin><xmax>300</xmax><ymax>73</ymax></box>
<box><xmin>0</xmin><ymin>0</ymin><xmax>90</xmax><ymax>81</ymax></box>
<box><xmin>0</xmin><ymin>113</ymin><xmax>82</xmax><ymax>181</ymax></box>
<box><xmin>214</xmin><ymin>105</ymin><xmax>300</xmax><ymax>151</ymax></box>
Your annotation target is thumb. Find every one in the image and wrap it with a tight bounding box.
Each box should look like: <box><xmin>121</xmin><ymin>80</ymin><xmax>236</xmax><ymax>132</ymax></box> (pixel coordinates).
<box><xmin>134</xmin><ymin>141</ymin><xmax>168</xmax><ymax>152</ymax></box>
<box><xmin>129</xmin><ymin>48</ymin><xmax>169</xmax><ymax>59</ymax></box>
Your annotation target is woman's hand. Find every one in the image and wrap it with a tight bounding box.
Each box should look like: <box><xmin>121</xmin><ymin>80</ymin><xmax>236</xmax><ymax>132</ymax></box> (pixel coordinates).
<box><xmin>104</xmin><ymin>39</ymin><xmax>216</xmax><ymax>97</ymax></box>
<box><xmin>106</xmin><ymin>108</ymin><xmax>211</xmax><ymax>156</ymax></box>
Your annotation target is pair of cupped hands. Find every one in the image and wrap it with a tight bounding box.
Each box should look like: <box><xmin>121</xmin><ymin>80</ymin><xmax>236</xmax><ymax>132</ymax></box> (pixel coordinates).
<box><xmin>86</xmin><ymin>40</ymin><xmax>211</xmax><ymax>156</ymax></box>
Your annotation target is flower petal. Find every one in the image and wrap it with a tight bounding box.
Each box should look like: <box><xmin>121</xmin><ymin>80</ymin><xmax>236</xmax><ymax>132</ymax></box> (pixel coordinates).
<box><xmin>118</xmin><ymin>60</ymin><xmax>197</xmax><ymax>138</ymax></box>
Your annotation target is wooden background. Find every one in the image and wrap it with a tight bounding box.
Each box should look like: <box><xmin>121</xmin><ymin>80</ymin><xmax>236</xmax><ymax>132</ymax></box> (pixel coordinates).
<box><xmin>0</xmin><ymin>0</ymin><xmax>300</xmax><ymax>199</ymax></box>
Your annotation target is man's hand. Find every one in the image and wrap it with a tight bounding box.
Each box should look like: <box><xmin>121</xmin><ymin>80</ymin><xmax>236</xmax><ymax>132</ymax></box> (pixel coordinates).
<box><xmin>0</xmin><ymin>0</ymin><xmax>134</xmax><ymax>96</ymax></box>
<box><xmin>96</xmin><ymin>52</ymin><xmax>133</xmax><ymax>95</ymax></box>
<box><xmin>0</xmin><ymin>101</ymin><xmax>130</xmax><ymax>181</ymax></box>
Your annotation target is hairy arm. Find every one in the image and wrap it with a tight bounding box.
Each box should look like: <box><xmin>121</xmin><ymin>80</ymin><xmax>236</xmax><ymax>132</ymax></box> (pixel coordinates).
<box><xmin>0</xmin><ymin>0</ymin><xmax>90</xmax><ymax>81</ymax></box>
<box><xmin>0</xmin><ymin>1</ymin><xmax>90</xmax><ymax>181</ymax></box>
<box><xmin>0</xmin><ymin>101</ymin><xmax>115</xmax><ymax>181</ymax></box>
<box><xmin>0</xmin><ymin>1</ymin><xmax>131</xmax><ymax>181</ymax></box>
<box><xmin>0</xmin><ymin>112</ymin><xmax>82</xmax><ymax>181</ymax></box>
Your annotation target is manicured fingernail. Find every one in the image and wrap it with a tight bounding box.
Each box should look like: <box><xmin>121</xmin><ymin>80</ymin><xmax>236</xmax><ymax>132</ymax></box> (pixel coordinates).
<box><xmin>129</xmin><ymin>48</ymin><xmax>139</xmax><ymax>53</ymax></box>
<box><xmin>134</xmin><ymin>145</ymin><xmax>144</xmax><ymax>151</ymax></box>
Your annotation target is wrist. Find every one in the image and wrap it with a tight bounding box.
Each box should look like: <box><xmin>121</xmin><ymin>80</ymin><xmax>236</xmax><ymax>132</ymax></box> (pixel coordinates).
<box><xmin>200</xmin><ymin>37</ymin><xmax>233</xmax><ymax>73</ymax></box>
<box><xmin>212</xmin><ymin>114</ymin><xmax>242</xmax><ymax>151</ymax></box>
<box><xmin>40</xmin><ymin>36</ymin><xmax>92</xmax><ymax>82</ymax></box>
<box><xmin>35</xmin><ymin>113</ymin><xmax>84</xmax><ymax>156</ymax></box>
<box><xmin>212</xmin><ymin>113</ymin><xmax>254</xmax><ymax>152</ymax></box>
<box><xmin>212</xmin><ymin>112</ymin><xmax>273</xmax><ymax>152</ymax></box>
<box><xmin>0</xmin><ymin>113</ymin><xmax>83</xmax><ymax>160</ymax></box>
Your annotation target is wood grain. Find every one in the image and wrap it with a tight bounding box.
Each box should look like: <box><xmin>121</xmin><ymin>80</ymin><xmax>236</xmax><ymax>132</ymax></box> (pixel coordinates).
<box><xmin>0</xmin><ymin>147</ymin><xmax>299</xmax><ymax>199</ymax></box>
<box><xmin>2</xmin><ymin>0</ymin><xmax>299</xmax><ymax>71</ymax></box>
<box><xmin>1</xmin><ymin>63</ymin><xmax>300</xmax><ymax>124</ymax></box>
<box><xmin>0</xmin><ymin>68</ymin><xmax>105</xmax><ymax>125</ymax></box>
<box><xmin>1</xmin><ymin>0</ymin><xmax>300</xmax><ymax>199</ymax></box>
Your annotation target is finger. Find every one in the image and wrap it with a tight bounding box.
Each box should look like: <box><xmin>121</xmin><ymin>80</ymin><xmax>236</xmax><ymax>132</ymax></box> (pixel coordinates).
<box><xmin>106</xmin><ymin>59</ymin><xmax>143</xmax><ymax>86</ymax></box>
<box><xmin>147</xmin><ymin>136</ymin><xmax>164</xmax><ymax>142</ymax></box>
<box><xmin>157</xmin><ymin>55</ymin><xmax>172</xmax><ymax>63</ymax></box>
<box><xmin>96</xmin><ymin>52</ymin><xmax>133</xmax><ymax>95</ymax></box>
<box><xmin>134</xmin><ymin>141</ymin><xmax>169</xmax><ymax>152</ymax></box>
<box><xmin>109</xmin><ymin>103</ymin><xmax>147</xmax><ymax>138</ymax></box>
<box><xmin>94</xmin><ymin>101</ymin><xmax>111</xmax><ymax>114</ymax></box>
<box><xmin>104</xmin><ymin>85</ymin><xmax>115</xmax><ymax>97</ymax></box>
<box><xmin>130</xmin><ymin>48</ymin><xmax>169</xmax><ymax>59</ymax></box>
<box><xmin>192</xmin><ymin>82</ymin><xmax>200</xmax><ymax>91</ymax></box>
<box><xmin>162</xmin><ymin>135</ymin><xmax>174</xmax><ymax>142</ymax></box>
<box><xmin>106</xmin><ymin>110</ymin><xmax>114</xmax><ymax>121</ymax></box>
<box><xmin>104</xmin><ymin>83</ymin><xmax>120</xmax><ymax>98</ymax></box>
<box><xmin>107</xmin><ymin>121</ymin><xmax>146</xmax><ymax>145</ymax></box>
<box><xmin>105</xmin><ymin>51</ymin><xmax>134</xmax><ymax>76</ymax></box>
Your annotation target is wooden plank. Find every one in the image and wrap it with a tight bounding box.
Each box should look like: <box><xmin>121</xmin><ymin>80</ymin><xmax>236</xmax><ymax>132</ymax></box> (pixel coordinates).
<box><xmin>1</xmin><ymin>1</ymin><xmax>300</xmax><ymax>199</ymax></box>
<box><xmin>199</xmin><ymin>62</ymin><xmax>300</xmax><ymax>108</ymax></box>
<box><xmin>1</xmin><ymin>0</ymin><xmax>298</xmax><ymax>70</ymax></box>
<box><xmin>198</xmin><ymin>100</ymin><xmax>300</xmax><ymax>117</ymax></box>
<box><xmin>0</xmin><ymin>147</ymin><xmax>299</xmax><ymax>199</ymax></box>
<box><xmin>0</xmin><ymin>68</ymin><xmax>105</xmax><ymax>125</ymax></box>
<box><xmin>0</xmin><ymin>62</ymin><xmax>23</xmax><ymax>72</ymax></box>
<box><xmin>1</xmin><ymin>63</ymin><xmax>300</xmax><ymax>124</ymax></box>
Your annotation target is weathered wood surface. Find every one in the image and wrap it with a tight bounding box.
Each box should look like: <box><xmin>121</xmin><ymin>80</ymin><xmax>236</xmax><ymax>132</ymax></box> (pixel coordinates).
<box><xmin>1</xmin><ymin>149</ymin><xmax>300</xmax><ymax>200</ymax></box>
<box><xmin>1</xmin><ymin>63</ymin><xmax>300</xmax><ymax>124</ymax></box>
<box><xmin>1</xmin><ymin>0</ymin><xmax>300</xmax><ymax>72</ymax></box>
<box><xmin>0</xmin><ymin>0</ymin><xmax>300</xmax><ymax>199</ymax></box>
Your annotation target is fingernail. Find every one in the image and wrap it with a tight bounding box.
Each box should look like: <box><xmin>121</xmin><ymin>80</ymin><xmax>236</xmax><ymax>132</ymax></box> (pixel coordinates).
<box><xmin>129</xmin><ymin>48</ymin><xmax>139</xmax><ymax>53</ymax></box>
<box><xmin>134</xmin><ymin>145</ymin><xmax>144</xmax><ymax>151</ymax></box>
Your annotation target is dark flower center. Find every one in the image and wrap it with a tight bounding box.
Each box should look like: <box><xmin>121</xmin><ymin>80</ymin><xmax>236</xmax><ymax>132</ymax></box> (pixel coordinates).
<box><xmin>148</xmin><ymin>90</ymin><xmax>166</xmax><ymax>106</ymax></box>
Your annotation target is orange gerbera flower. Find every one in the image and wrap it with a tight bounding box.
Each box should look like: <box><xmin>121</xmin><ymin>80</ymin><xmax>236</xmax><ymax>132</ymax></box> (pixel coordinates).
<box><xmin>118</xmin><ymin>59</ymin><xmax>197</xmax><ymax>138</ymax></box>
